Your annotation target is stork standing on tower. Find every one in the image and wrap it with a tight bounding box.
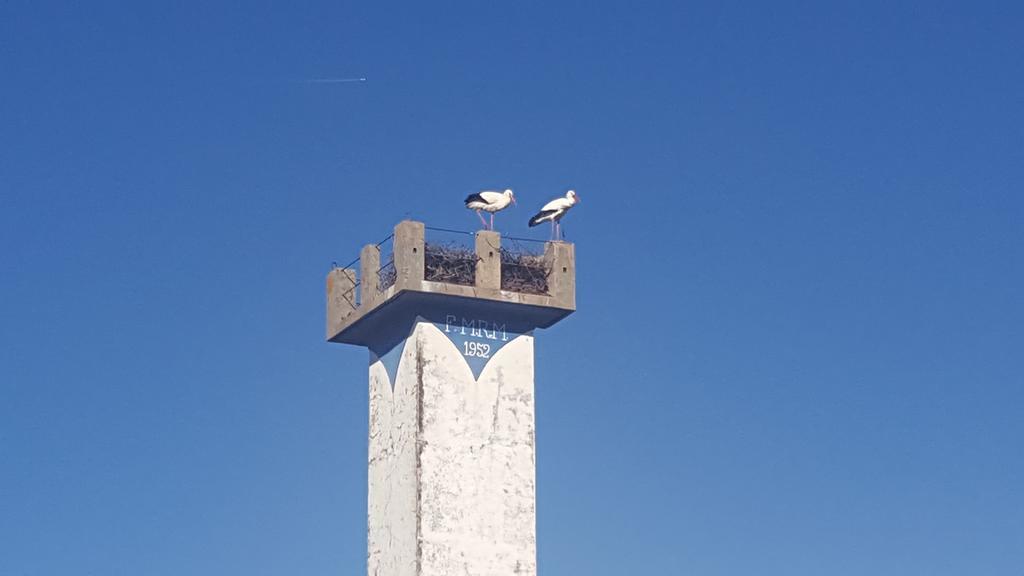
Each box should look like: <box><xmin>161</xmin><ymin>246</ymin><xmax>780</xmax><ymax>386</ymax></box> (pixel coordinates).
<box><xmin>464</xmin><ymin>189</ymin><xmax>516</xmax><ymax>230</ymax></box>
<box><xmin>528</xmin><ymin>190</ymin><xmax>580</xmax><ymax>240</ymax></box>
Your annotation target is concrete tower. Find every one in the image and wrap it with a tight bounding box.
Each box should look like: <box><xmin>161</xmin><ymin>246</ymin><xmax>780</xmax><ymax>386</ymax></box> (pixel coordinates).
<box><xmin>326</xmin><ymin>221</ymin><xmax>575</xmax><ymax>576</ymax></box>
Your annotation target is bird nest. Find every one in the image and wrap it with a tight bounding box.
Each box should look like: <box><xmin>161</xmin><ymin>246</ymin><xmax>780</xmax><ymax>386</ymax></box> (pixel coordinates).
<box><xmin>500</xmin><ymin>248</ymin><xmax>549</xmax><ymax>295</ymax></box>
<box><xmin>425</xmin><ymin>242</ymin><xmax>477</xmax><ymax>286</ymax></box>
<box><xmin>422</xmin><ymin>242</ymin><xmax>550</xmax><ymax>294</ymax></box>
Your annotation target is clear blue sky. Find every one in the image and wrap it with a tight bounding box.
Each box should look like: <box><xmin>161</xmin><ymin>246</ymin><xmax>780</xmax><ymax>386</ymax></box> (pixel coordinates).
<box><xmin>2</xmin><ymin>1</ymin><xmax>1022</xmax><ymax>574</ymax></box>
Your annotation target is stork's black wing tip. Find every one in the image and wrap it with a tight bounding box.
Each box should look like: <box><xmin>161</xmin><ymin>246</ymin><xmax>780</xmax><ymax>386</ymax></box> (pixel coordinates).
<box><xmin>528</xmin><ymin>210</ymin><xmax>556</xmax><ymax>227</ymax></box>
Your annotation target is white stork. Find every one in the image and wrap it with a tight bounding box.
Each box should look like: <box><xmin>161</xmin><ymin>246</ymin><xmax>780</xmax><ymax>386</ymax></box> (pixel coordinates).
<box><xmin>528</xmin><ymin>190</ymin><xmax>579</xmax><ymax>239</ymax></box>
<box><xmin>464</xmin><ymin>189</ymin><xmax>516</xmax><ymax>230</ymax></box>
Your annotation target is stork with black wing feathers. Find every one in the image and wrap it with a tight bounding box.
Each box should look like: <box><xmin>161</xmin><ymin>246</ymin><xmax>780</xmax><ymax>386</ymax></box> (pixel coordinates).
<box><xmin>528</xmin><ymin>190</ymin><xmax>579</xmax><ymax>240</ymax></box>
<box><xmin>464</xmin><ymin>189</ymin><xmax>516</xmax><ymax>230</ymax></box>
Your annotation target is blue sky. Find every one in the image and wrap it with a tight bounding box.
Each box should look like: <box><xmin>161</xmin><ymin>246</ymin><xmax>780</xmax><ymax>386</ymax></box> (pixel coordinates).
<box><xmin>1</xmin><ymin>1</ymin><xmax>1022</xmax><ymax>574</ymax></box>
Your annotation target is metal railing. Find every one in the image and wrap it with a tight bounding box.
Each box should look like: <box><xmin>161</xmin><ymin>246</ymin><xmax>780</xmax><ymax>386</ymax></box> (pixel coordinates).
<box><xmin>331</xmin><ymin>255</ymin><xmax>362</xmax><ymax>308</ymax></box>
<box><xmin>502</xmin><ymin>234</ymin><xmax>548</xmax><ymax>246</ymax></box>
<box><xmin>332</xmin><ymin>226</ymin><xmax>554</xmax><ymax>303</ymax></box>
<box><xmin>424</xmin><ymin>225</ymin><xmax>474</xmax><ymax>237</ymax></box>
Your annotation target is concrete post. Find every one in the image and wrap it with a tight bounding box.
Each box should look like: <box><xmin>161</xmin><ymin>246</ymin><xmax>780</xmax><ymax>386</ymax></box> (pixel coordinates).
<box><xmin>544</xmin><ymin>241</ymin><xmax>575</xmax><ymax>308</ymax></box>
<box><xmin>393</xmin><ymin>221</ymin><xmax>425</xmax><ymax>291</ymax></box>
<box><xmin>360</xmin><ymin>244</ymin><xmax>380</xmax><ymax>307</ymax></box>
<box><xmin>325</xmin><ymin>268</ymin><xmax>358</xmax><ymax>339</ymax></box>
<box><xmin>474</xmin><ymin>230</ymin><xmax>501</xmax><ymax>291</ymax></box>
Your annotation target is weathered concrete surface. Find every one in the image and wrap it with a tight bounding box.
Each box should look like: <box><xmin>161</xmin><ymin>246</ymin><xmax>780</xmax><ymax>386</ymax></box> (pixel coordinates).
<box><xmin>368</xmin><ymin>321</ymin><xmax>537</xmax><ymax>576</ymax></box>
<box><xmin>474</xmin><ymin>231</ymin><xmax>501</xmax><ymax>291</ymax></box>
<box><xmin>368</xmin><ymin>340</ymin><xmax>420</xmax><ymax>576</ymax></box>
<box><xmin>326</xmin><ymin>268</ymin><xmax>357</xmax><ymax>339</ymax></box>
<box><xmin>361</xmin><ymin>244</ymin><xmax>381</xmax><ymax>307</ymax></box>
<box><xmin>394</xmin><ymin>221</ymin><xmax>426</xmax><ymax>292</ymax></box>
<box><xmin>543</xmin><ymin>241</ymin><xmax>575</xmax><ymax>310</ymax></box>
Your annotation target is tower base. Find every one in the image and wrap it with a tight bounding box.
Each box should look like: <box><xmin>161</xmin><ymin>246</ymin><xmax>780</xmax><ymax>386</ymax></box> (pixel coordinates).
<box><xmin>368</xmin><ymin>319</ymin><xmax>537</xmax><ymax>576</ymax></box>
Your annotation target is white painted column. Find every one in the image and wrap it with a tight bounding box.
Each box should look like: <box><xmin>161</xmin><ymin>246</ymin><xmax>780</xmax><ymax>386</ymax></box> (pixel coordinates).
<box><xmin>368</xmin><ymin>320</ymin><xmax>537</xmax><ymax>576</ymax></box>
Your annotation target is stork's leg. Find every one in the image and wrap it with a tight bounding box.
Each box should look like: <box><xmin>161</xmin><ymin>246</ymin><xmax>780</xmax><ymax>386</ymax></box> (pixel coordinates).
<box><xmin>550</xmin><ymin>219</ymin><xmax>556</xmax><ymax>240</ymax></box>
<box><xmin>490</xmin><ymin>213</ymin><xmax>494</xmax><ymax>230</ymax></box>
<box><xmin>476</xmin><ymin>210</ymin><xmax>488</xmax><ymax>229</ymax></box>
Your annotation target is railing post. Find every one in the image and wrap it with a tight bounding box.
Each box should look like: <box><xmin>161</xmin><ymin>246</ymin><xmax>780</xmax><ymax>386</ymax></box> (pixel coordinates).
<box><xmin>475</xmin><ymin>230</ymin><xmax>501</xmax><ymax>291</ymax></box>
<box><xmin>360</xmin><ymin>244</ymin><xmax>380</xmax><ymax>306</ymax></box>
<box><xmin>544</xmin><ymin>241</ymin><xmax>575</xmax><ymax>308</ymax></box>
<box><xmin>326</xmin><ymin>268</ymin><xmax>358</xmax><ymax>339</ymax></box>
<box><xmin>393</xmin><ymin>220</ymin><xmax>425</xmax><ymax>290</ymax></box>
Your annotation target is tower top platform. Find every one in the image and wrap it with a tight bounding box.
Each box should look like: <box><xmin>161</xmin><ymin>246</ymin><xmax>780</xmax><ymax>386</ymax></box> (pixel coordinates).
<box><xmin>326</xmin><ymin>220</ymin><xmax>575</xmax><ymax>347</ymax></box>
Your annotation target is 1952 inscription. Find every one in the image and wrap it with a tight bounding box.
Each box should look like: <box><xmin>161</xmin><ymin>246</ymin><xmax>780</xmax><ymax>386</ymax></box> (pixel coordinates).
<box><xmin>463</xmin><ymin>341</ymin><xmax>491</xmax><ymax>358</ymax></box>
<box><xmin>443</xmin><ymin>314</ymin><xmax>510</xmax><ymax>359</ymax></box>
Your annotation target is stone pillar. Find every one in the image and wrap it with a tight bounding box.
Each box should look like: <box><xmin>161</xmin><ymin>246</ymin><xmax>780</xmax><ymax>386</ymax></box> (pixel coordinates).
<box><xmin>474</xmin><ymin>230</ymin><xmax>501</xmax><ymax>291</ymax></box>
<box><xmin>544</xmin><ymin>241</ymin><xmax>575</xmax><ymax>309</ymax></box>
<box><xmin>368</xmin><ymin>316</ymin><xmax>537</xmax><ymax>576</ymax></box>
<box><xmin>393</xmin><ymin>221</ymin><xmax>425</xmax><ymax>291</ymax></box>
<box><xmin>326</xmin><ymin>268</ymin><xmax>358</xmax><ymax>338</ymax></box>
<box><xmin>326</xmin><ymin>220</ymin><xmax>575</xmax><ymax>576</ymax></box>
<box><xmin>360</xmin><ymin>244</ymin><xmax>381</xmax><ymax>307</ymax></box>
